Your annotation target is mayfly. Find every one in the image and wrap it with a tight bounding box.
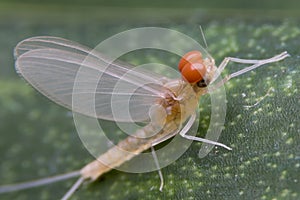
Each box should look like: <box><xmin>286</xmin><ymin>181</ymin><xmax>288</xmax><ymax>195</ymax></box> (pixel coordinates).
<box><xmin>0</xmin><ymin>36</ymin><xmax>289</xmax><ymax>199</ymax></box>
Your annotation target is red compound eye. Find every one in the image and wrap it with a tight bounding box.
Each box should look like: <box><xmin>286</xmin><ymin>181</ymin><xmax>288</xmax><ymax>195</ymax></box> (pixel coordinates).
<box><xmin>178</xmin><ymin>50</ymin><xmax>203</xmax><ymax>72</ymax></box>
<box><xmin>181</xmin><ymin>62</ymin><xmax>206</xmax><ymax>83</ymax></box>
<box><xmin>178</xmin><ymin>51</ymin><xmax>207</xmax><ymax>83</ymax></box>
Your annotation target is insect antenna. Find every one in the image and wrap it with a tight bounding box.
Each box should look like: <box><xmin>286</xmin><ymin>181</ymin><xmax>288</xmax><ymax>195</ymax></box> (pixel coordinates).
<box><xmin>199</xmin><ymin>25</ymin><xmax>209</xmax><ymax>50</ymax></box>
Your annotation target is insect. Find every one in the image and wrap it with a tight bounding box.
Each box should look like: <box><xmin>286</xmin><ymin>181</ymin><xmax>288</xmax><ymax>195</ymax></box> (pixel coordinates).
<box><xmin>0</xmin><ymin>36</ymin><xmax>289</xmax><ymax>199</ymax></box>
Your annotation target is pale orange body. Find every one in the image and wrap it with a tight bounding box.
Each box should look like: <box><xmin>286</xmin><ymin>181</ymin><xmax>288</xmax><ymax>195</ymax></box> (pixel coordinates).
<box><xmin>80</xmin><ymin>78</ymin><xmax>207</xmax><ymax>181</ymax></box>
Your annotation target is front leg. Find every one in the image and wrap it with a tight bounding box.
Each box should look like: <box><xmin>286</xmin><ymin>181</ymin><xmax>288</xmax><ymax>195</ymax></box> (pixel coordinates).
<box><xmin>211</xmin><ymin>51</ymin><xmax>290</xmax><ymax>86</ymax></box>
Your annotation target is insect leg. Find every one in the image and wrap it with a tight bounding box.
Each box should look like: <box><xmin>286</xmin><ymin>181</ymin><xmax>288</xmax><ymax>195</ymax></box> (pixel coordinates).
<box><xmin>151</xmin><ymin>146</ymin><xmax>164</xmax><ymax>191</ymax></box>
<box><xmin>179</xmin><ymin>114</ymin><xmax>232</xmax><ymax>150</ymax></box>
<box><xmin>217</xmin><ymin>51</ymin><xmax>289</xmax><ymax>73</ymax></box>
<box><xmin>211</xmin><ymin>51</ymin><xmax>290</xmax><ymax>87</ymax></box>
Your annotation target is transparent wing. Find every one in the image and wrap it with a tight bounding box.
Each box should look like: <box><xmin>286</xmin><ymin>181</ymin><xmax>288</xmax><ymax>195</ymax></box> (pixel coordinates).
<box><xmin>15</xmin><ymin>36</ymin><xmax>171</xmax><ymax>122</ymax></box>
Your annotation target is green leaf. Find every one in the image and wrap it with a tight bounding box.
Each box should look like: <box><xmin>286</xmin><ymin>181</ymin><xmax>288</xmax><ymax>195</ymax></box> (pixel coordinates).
<box><xmin>0</xmin><ymin>15</ymin><xmax>299</xmax><ymax>200</ymax></box>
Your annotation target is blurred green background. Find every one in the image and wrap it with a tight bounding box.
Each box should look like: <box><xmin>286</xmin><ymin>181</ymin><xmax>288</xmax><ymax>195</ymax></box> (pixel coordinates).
<box><xmin>0</xmin><ymin>0</ymin><xmax>299</xmax><ymax>199</ymax></box>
